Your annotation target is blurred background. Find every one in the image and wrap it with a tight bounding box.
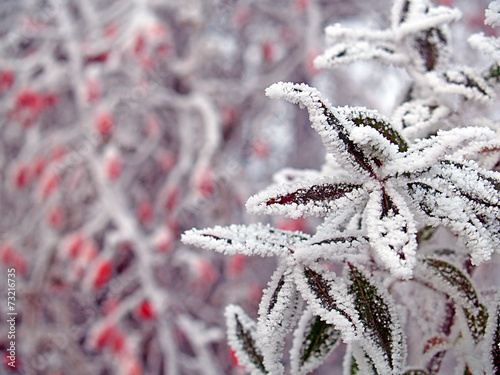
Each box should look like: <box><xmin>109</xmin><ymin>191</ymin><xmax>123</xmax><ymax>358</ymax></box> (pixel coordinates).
<box><xmin>0</xmin><ymin>0</ymin><xmax>494</xmax><ymax>374</ymax></box>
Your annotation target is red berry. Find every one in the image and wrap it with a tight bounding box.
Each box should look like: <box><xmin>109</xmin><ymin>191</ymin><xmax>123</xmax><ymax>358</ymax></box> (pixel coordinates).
<box><xmin>0</xmin><ymin>70</ymin><xmax>14</xmax><ymax>93</ymax></box>
<box><xmin>92</xmin><ymin>259</ymin><xmax>113</xmax><ymax>289</ymax></box>
<box><xmin>85</xmin><ymin>51</ymin><xmax>109</xmax><ymax>64</ymax></box>
<box><xmin>37</xmin><ymin>170</ymin><xmax>59</xmax><ymax>200</ymax></box>
<box><xmin>192</xmin><ymin>167</ymin><xmax>214</xmax><ymax>198</ymax></box>
<box><xmin>163</xmin><ymin>185</ymin><xmax>178</xmax><ymax>212</ymax></box>
<box><xmin>94</xmin><ymin>111</ymin><xmax>114</xmax><ymax>137</ymax></box>
<box><xmin>261</xmin><ymin>41</ymin><xmax>274</xmax><ymax>64</ymax></box>
<box><xmin>0</xmin><ymin>243</ymin><xmax>26</xmax><ymax>274</ymax></box>
<box><xmin>93</xmin><ymin>324</ymin><xmax>116</xmax><ymax>350</ymax></box>
<box><xmin>252</xmin><ymin>139</ymin><xmax>268</xmax><ymax>159</ymax></box>
<box><xmin>31</xmin><ymin>155</ymin><xmax>45</xmax><ymax>178</ymax></box>
<box><xmin>196</xmin><ymin>259</ymin><xmax>218</xmax><ymax>284</ymax></box>
<box><xmin>15</xmin><ymin>89</ymin><xmax>43</xmax><ymax>114</ymax></box>
<box><xmin>0</xmin><ymin>242</ymin><xmax>13</xmax><ymax>264</ymax></box>
<box><xmin>110</xmin><ymin>331</ymin><xmax>126</xmax><ymax>355</ymax></box>
<box><xmin>152</xmin><ymin>228</ymin><xmax>174</xmax><ymax>253</ymax></box>
<box><xmin>11</xmin><ymin>162</ymin><xmax>31</xmax><ymax>189</ymax></box>
<box><xmin>136</xmin><ymin>200</ymin><xmax>153</xmax><ymax>226</ymax></box>
<box><xmin>135</xmin><ymin>300</ymin><xmax>155</xmax><ymax>320</ymax></box>
<box><xmin>46</xmin><ymin>204</ymin><xmax>65</xmax><ymax>229</ymax></box>
<box><xmin>104</xmin><ymin>150</ymin><xmax>122</xmax><ymax>181</ymax></box>
<box><xmin>133</xmin><ymin>33</ymin><xmax>145</xmax><ymax>56</ymax></box>
<box><xmin>63</xmin><ymin>232</ymin><xmax>85</xmax><ymax>259</ymax></box>
<box><xmin>85</xmin><ymin>80</ymin><xmax>100</xmax><ymax>103</ymax></box>
<box><xmin>50</xmin><ymin>145</ymin><xmax>66</xmax><ymax>163</ymax></box>
<box><xmin>276</xmin><ymin>217</ymin><xmax>306</xmax><ymax>232</ymax></box>
<box><xmin>226</xmin><ymin>254</ymin><xmax>246</xmax><ymax>277</ymax></box>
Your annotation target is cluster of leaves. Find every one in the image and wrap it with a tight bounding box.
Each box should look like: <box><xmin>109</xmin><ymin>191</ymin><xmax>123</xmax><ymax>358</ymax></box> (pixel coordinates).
<box><xmin>2</xmin><ymin>0</ymin><xmax>362</xmax><ymax>374</ymax></box>
<box><xmin>316</xmin><ymin>0</ymin><xmax>496</xmax><ymax>141</ymax></box>
<box><xmin>183</xmin><ymin>0</ymin><xmax>500</xmax><ymax>374</ymax></box>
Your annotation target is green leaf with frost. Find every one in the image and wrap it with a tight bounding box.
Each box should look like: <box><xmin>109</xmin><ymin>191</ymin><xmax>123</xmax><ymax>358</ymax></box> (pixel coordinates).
<box><xmin>419</xmin><ymin>258</ymin><xmax>488</xmax><ymax>343</ymax></box>
<box><xmin>291</xmin><ymin>308</ymin><xmax>341</xmax><ymax>375</ymax></box>
<box><xmin>225</xmin><ymin>305</ymin><xmax>267</xmax><ymax>375</ymax></box>
<box><xmin>339</xmin><ymin>107</ymin><xmax>408</xmax><ymax>153</ymax></box>
<box><xmin>347</xmin><ymin>264</ymin><xmax>406</xmax><ymax>374</ymax></box>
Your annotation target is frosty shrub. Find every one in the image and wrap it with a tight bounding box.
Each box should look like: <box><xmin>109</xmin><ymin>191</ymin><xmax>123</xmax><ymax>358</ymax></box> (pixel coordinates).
<box><xmin>183</xmin><ymin>0</ymin><xmax>500</xmax><ymax>373</ymax></box>
<box><xmin>1</xmin><ymin>0</ymin><xmax>378</xmax><ymax>374</ymax></box>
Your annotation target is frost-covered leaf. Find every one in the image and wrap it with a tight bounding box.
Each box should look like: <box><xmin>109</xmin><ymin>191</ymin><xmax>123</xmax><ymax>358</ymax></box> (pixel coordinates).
<box><xmin>322</xmin><ymin>23</ymin><xmax>391</xmax><ymax>42</ymax></box>
<box><xmin>422</xmin><ymin>334</ymin><xmax>448</xmax><ymax>375</ymax></box>
<box><xmin>314</xmin><ymin>204</ymin><xmax>362</xmax><ymax>233</ymax></box>
<box><xmin>392</xmin><ymin>0</ymin><xmax>457</xmax><ymax>34</ymax></box>
<box><xmin>391</xmin><ymin>100</ymin><xmax>450</xmax><ymax>141</ymax></box>
<box><xmin>391</xmin><ymin>0</ymin><xmax>411</xmax><ymax>28</ymax></box>
<box><xmin>294</xmin><ymin>263</ymin><xmax>362</xmax><ymax>342</ymax></box>
<box><xmin>403</xmin><ymin>370</ymin><xmax>429</xmax><ymax>375</ymax></box>
<box><xmin>225</xmin><ymin>305</ymin><xmax>267</xmax><ymax>375</ymax></box>
<box><xmin>397</xmin><ymin>4</ymin><xmax>460</xmax><ymax>39</ymax></box>
<box><xmin>436</xmin><ymin>160</ymin><xmax>500</xmax><ymax>209</ymax></box>
<box><xmin>290</xmin><ymin>308</ymin><xmax>341</xmax><ymax>375</ymax></box>
<box><xmin>337</xmin><ymin>106</ymin><xmax>408</xmax><ymax>153</ymax></box>
<box><xmin>392</xmin><ymin>0</ymin><xmax>457</xmax><ymax>71</ymax></box>
<box><xmin>485</xmin><ymin>0</ymin><xmax>500</xmax><ymax>27</ymax></box>
<box><xmin>408</xmin><ymin>179</ymin><xmax>498</xmax><ymax>265</ymax></box>
<box><xmin>416</xmin><ymin>225</ymin><xmax>438</xmax><ymax>244</ymax></box>
<box><xmin>418</xmin><ymin>258</ymin><xmax>488</xmax><ymax>342</ymax></box>
<box><xmin>391</xmin><ymin>127</ymin><xmax>497</xmax><ymax>175</ymax></box>
<box><xmin>246</xmin><ymin>178</ymin><xmax>366</xmax><ymax>219</ymax></box>
<box><xmin>314</xmin><ymin>41</ymin><xmax>408</xmax><ymax>68</ymax></box>
<box><xmin>265</xmin><ymin>82</ymin><xmax>381</xmax><ymax>177</ymax></box>
<box><xmin>469</xmin><ymin>33</ymin><xmax>500</xmax><ymax>68</ymax></box>
<box><xmin>482</xmin><ymin>293</ymin><xmax>500</xmax><ymax>374</ymax></box>
<box><xmin>349</xmin><ymin>342</ymin><xmax>378</xmax><ymax>375</ymax></box>
<box><xmin>347</xmin><ymin>263</ymin><xmax>406</xmax><ymax>374</ymax></box>
<box><xmin>435</xmin><ymin>161</ymin><xmax>500</xmax><ymax>252</ymax></box>
<box><xmin>181</xmin><ymin>223</ymin><xmax>310</xmax><ymax>257</ymax></box>
<box><xmin>294</xmin><ymin>232</ymin><xmax>369</xmax><ymax>263</ymax></box>
<box><xmin>463</xmin><ymin>307</ymin><xmax>489</xmax><ymax>344</ymax></box>
<box><xmin>348</xmin><ymin>355</ymin><xmax>360</xmax><ymax>375</ymax></box>
<box><xmin>425</xmin><ymin>68</ymin><xmax>494</xmax><ymax>102</ymax></box>
<box><xmin>483</xmin><ymin>63</ymin><xmax>500</xmax><ymax>83</ymax></box>
<box><xmin>365</xmin><ymin>188</ymin><xmax>417</xmax><ymax>279</ymax></box>
<box><xmin>410</xmin><ymin>27</ymin><xmax>448</xmax><ymax>71</ymax></box>
<box><xmin>318</xmin><ymin>0</ymin><xmax>459</xmax><ymax>72</ymax></box>
<box><xmin>258</xmin><ymin>265</ymin><xmax>302</xmax><ymax>374</ymax></box>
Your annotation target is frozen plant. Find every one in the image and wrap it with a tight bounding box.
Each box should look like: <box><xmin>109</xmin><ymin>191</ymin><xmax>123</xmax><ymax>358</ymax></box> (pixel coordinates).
<box><xmin>182</xmin><ymin>0</ymin><xmax>500</xmax><ymax>374</ymax></box>
<box><xmin>1</xmin><ymin>0</ymin><xmax>373</xmax><ymax>374</ymax></box>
